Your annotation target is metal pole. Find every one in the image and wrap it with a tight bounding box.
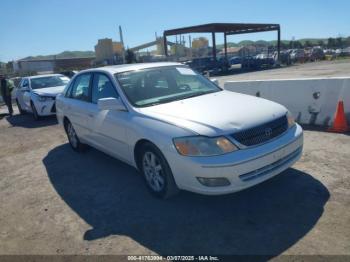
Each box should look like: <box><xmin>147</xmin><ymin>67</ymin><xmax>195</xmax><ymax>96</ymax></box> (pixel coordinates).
<box><xmin>119</xmin><ymin>26</ymin><xmax>126</xmax><ymax>64</ymax></box>
<box><xmin>277</xmin><ymin>27</ymin><xmax>281</xmax><ymax>63</ymax></box>
<box><xmin>188</xmin><ymin>35</ymin><xmax>192</xmax><ymax>59</ymax></box>
<box><xmin>224</xmin><ymin>32</ymin><xmax>228</xmax><ymax>61</ymax></box>
<box><xmin>163</xmin><ymin>35</ymin><xmax>168</xmax><ymax>56</ymax></box>
<box><xmin>212</xmin><ymin>32</ymin><xmax>216</xmax><ymax>61</ymax></box>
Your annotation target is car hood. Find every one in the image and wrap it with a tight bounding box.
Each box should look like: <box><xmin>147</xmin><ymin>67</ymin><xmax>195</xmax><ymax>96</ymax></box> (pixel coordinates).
<box><xmin>32</xmin><ymin>85</ymin><xmax>66</xmax><ymax>97</ymax></box>
<box><xmin>138</xmin><ymin>90</ymin><xmax>287</xmax><ymax>136</ymax></box>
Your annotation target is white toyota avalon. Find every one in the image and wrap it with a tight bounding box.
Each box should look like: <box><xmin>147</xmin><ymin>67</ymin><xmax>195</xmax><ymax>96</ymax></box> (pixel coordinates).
<box><xmin>56</xmin><ymin>62</ymin><xmax>303</xmax><ymax>198</ymax></box>
<box><xmin>16</xmin><ymin>74</ymin><xmax>70</xmax><ymax>120</ymax></box>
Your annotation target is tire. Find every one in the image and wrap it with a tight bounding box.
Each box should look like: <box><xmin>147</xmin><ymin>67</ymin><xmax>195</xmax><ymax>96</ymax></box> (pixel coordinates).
<box><xmin>139</xmin><ymin>142</ymin><xmax>179</xmax><ymax>199</ymax></box>
<box><xmin>64</xmin><ymin>120</ymin><xmax>86</xmax><ymax>152</ymax></box>
<box><xmin>31</xmin><ymin>102</ymin><xmax>40</xmax><ymax>120</ymax></box>
<box><xmin>16</xmin><ymin>99</ymin><xmax>25</xmax><ymax>115</ymax></box>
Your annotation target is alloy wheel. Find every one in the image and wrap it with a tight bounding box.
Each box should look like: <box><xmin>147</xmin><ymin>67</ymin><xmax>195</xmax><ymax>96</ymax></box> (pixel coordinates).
<box><xmin>67</xmin><ymin>123</ymin><xmax>78</xmax><ymax>148</ymax></box>
<box><xmin>142</xmin><ymin>151</ymin><xmax>165</xmax><ymax>192</ymax></box>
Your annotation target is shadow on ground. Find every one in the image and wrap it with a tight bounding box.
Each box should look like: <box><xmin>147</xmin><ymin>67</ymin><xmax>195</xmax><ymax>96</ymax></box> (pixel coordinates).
<box><xmin>5</xmin><ymin>114</ymin><xmax>58</xmax><ymax>128</ymax></box>
<box><xmin>43</xmin><ymin>144</ymin><xmax>329</xmax><ymax>256</ymax></box>
<box><xmin>0</xmin><ymin>113</ymin><xmax>10</xmax><ymax>120</ymax></box>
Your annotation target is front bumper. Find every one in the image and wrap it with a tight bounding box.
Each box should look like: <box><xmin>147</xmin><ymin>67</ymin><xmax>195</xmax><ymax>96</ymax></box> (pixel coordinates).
<box><xmin>165</xmin><ymin>124</ymin><xmax>303</xmax><ymax>195</ymax></box>
<box><xmin>33</xmin><ymin>100</ymin><xmax>56</xmax><ymax>116</ymax></box>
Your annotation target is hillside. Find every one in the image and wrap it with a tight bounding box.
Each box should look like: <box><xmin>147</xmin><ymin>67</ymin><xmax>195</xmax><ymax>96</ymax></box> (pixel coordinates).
<box><xmin>23</xmin><ymin>50</ymin><xmax>95</xmax><ymax>60</ymax></box>
<box><xmin>217</xmin><ymin>37</ymin><xmax>350</xmax><ymax>49</ymax></box>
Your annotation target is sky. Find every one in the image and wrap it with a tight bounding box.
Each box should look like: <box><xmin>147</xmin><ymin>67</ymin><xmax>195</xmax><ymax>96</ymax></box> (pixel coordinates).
<box><xmin>0</xmin><ymin>0</ymin><xmax>350</xmax><ymax>62</ymax></box>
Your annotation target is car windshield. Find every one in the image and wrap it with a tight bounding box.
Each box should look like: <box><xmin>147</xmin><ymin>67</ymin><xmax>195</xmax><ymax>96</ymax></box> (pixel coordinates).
<box><xmin>30</xmin><ymin>75</ymin><xmax>70</xmax><ymax>89</ymax></box>
<box><xmin>115</xmin><ymin>66</ymin><xmax>222</xmax><ymax>107</ymax></box>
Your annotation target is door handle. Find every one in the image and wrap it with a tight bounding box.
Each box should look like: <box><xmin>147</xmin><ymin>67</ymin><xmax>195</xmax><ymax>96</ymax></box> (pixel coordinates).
<box><xmin>88</xmin><ymin>113</ymin><xmax>94</xmax><ymax>118</ymax></box>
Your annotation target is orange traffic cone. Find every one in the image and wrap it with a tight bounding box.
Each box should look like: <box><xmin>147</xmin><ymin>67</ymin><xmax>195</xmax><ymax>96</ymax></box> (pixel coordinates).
<box><xmin>328</xmin><ymin>100</ymin><xmax>349</xmax><ymax>133</ymax></box>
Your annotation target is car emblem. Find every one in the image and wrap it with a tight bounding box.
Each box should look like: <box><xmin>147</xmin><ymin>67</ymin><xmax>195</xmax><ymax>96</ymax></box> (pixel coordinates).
<box><xmin>265</xmin><ymin>127</ymin><xmax>273</xmax><ymax>137</ymax></box>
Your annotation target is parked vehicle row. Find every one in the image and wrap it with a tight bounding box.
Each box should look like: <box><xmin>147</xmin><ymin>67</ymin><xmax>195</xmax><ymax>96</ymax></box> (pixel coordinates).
<box><xmin>183</xmin><ymin>57</ymin><xmax>230</xmax><ymax>75</ymax></box>
<box><xmin>15</xmin><ymin>74</ymin><xmax>70</xmax><ymax>120</ymax></box>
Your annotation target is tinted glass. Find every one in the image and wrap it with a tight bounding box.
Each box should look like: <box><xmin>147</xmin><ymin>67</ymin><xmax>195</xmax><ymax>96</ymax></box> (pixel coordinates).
<box><xmin>30</xmin><ymin>76</ymin><xmax>70</xmax><ymax>89</ymax></box>
<box><xmin>115</xmin><ymin>66</ymin><xmax>221</xmax><ymax>107</ymax></box>
<box><xmin>92</xmin><ymin>74</ymin><xmax>118</xmax><ymax>104</ymax></box>
<box><xmin>22</xmin><ymin>79</ymin><xmax>29</xmax><ymax>88</ymax></box>
<box><xmin>70</xmin><ymin>74</ymin><xmax>91</xmax><ymax>102</ymax></box>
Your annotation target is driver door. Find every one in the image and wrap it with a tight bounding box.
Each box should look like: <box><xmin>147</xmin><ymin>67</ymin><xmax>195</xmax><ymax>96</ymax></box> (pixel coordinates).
<box><xmin>17</xmin><ymin>78</ymin><xmax>31</xmax><ymax>111</ymax></box>
<box><xmin>86</xmin><ymin>73</ymin><xmax>130</xmax><ymax>163</ymax></box>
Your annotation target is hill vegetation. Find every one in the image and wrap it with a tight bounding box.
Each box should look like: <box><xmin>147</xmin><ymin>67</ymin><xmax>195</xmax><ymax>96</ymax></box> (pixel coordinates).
<box><xmin>23</xmin><ymin>50</ymin><xmax>95</xmax><ymax>60</ymax></box>
<box><xmin>217</xmin><ymin>37</ymin><xmax>350</xmax><ymax>50</ymax></box>
<box><xmin>9</xmin><ymin>36</ymin><xmax>350</xmax><ymax>63</ymax></box>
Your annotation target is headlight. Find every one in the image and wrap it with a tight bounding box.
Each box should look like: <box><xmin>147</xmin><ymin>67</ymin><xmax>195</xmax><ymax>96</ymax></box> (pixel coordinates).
<box><xmin>173</xmin><ymin>136</ymin><xmax>238</xmax><ymax>156</ymax></box>
<box><xmin>36</xmin><ymin>95</ymin><xmax>53</xmax><ymax>102</ymax></box>
<box><xmin>287</xmin><ymin>111</ymin><xmax>295</xmax><ymax>128</ymax></box>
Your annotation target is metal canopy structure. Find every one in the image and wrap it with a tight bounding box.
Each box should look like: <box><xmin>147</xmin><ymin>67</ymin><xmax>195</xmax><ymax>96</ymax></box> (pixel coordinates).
<box><xmin>163</xmin><ymin>23</ymin><xmax>281</xmax><ymax>61</ymax></box>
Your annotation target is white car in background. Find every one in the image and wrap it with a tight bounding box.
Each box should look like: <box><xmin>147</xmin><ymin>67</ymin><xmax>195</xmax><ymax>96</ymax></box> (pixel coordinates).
<box><xmin>56</xmin><ymin>62</ymin><xmax>303</xmax><ymax>199</ymax></box>
<box><xmin>16</xmin><ymin>74</ymin><xmax>69</xmax><ymax>120</ymax></box>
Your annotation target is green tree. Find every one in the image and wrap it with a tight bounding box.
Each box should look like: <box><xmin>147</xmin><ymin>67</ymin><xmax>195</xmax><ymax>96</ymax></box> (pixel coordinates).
<box><xmin>336</xmin><ymin>37</ymin><xmax>343</xmax><ymax>48</ymax></box>
<box><xmin>345</xmin><ymin>37</ymin><xmax>350</xmax><ymax>47</ymax></box>
<box><xmin>293</xmin><ymin>41</ymin><xmax>303</xmax><ymax>49</ymax></box>
<box><xmin>304</xmin><ymin>40</ymin><xmax>312</xmax><ymax>48</ymax></box>
<box><xmin>327</xmin><ymin>38</ymin><xmax>335</xmax><ymax>48</ymax></box>
<box><xmin>317</xmin><ymin>40</ymin><xmax>325</xmax><ymax>47</ymax></box>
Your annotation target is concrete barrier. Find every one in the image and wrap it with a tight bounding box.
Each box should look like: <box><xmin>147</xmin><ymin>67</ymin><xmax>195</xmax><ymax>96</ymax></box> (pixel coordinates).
<box><xmin>224</xmin><ymin>77</ymin><xmax>350</xmax><ymax>127</ymax></box>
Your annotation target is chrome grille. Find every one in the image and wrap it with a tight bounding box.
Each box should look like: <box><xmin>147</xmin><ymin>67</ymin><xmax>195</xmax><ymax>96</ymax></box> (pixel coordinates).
<box><xmin>231</xmin><ymin>115</ymin><xmax>288</xmax><ymax>146</ymax></box>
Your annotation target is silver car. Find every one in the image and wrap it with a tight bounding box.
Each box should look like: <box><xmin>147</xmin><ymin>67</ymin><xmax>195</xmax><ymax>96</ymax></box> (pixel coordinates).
<box><xmin>56</xmin><ymin>62</ymin><xmax>303</xmax><ymax>198</ymax></box>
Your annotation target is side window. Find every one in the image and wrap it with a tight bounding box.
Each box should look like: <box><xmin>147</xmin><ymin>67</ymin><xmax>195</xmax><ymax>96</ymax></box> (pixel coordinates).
<box><xmin>92</xmin><ymin>73</ymin><xmax>118</xmax><ymax>104</ymax></box>
<box><xmin>70</xmin><ymin>74</ymin><xmax>91</xmax><ymax>102</ymax></box>
<box><xmin>21</xmin><ymin>79</ymin><xmax>29</xmax><ymax>88</ymax></box>
<box><xmin>64</xmin><ymin>79</ymin><xmax>75</xmax><ymax>97</ymax></box>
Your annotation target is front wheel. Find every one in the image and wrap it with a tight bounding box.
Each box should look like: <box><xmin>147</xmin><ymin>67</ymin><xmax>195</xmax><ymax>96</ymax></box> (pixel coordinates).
<box><xmin>140</xmin><ymin>143</ymin><xmax>179</xmax><ymax>199</ymax></box>
<box><xmin>16</xmin><ymin>99</ymin><xmax>25</xmax><ymax>115</ymax></box>
<box><xmin>31</xmin><ymin>102</ymin><xmax>40</xmax><ymax>120</ymax></box>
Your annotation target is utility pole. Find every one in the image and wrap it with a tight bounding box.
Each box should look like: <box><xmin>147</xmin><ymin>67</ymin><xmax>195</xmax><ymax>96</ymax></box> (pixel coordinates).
<box><xmin>119</xmin><ymin>25</ymin><xmax>126</xmax><ymax>64</ymax></box>
<box><xmin>188</xmin><ymin>35</ymin><xmax>192</xmax><ymax>59</ymax></box>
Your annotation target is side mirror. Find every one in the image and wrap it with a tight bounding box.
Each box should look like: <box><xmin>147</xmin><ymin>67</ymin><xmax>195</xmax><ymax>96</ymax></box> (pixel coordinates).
<box><xmin>211</xmin><ymin>78</ymin><xmax>219</xmax><ymax>85</ymax></box>
<box><xmin>97</xmin><ymin>97</ymin><xmax>127</xmax><ymax>111</ymax></box>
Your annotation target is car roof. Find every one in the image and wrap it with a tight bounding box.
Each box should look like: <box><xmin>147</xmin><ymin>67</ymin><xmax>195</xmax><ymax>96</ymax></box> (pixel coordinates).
<box><xmin>80</xmin><ymin>62</ymin><xmax>184</xmax><ymax>75</ymax></box>
<box><xmin>28</xmin><ymin>74</ymin><xmax>64</xmax><ymax>79</ymax></box>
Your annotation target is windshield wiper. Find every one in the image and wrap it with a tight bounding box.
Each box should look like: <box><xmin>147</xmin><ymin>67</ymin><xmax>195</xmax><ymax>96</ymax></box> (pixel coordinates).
<box><xmin>180</xmin><ymin>90</ymin><xmax>218</xmax><ymax>100</ymax></box>
<box><xmin>144</xmin><ymin>90</ymin><xmax>219</xmax><ymax>107</ymax></box>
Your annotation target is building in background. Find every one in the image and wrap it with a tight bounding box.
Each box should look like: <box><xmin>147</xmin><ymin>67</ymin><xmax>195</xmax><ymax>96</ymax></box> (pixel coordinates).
<box><xmin>94</xmin><ymin>38</ymin><xmax>124</xmax><ymax>65</ymax></box>
<box><xmin>192</xmin><ymin>37</ymin><xmax>209</xmax><ymax>49</ymax></box>
<box><xmin>191</xmin><ymin>37</ymin><xmax>210</xmax><ymax>58</ymax></box>
<box><xmin>218</xmin><ymin>46</ymin><xmax>259</xmax><ymax>57</ymax></box>
<box><xmin>13</xmin><ymin>57</ymin><xmax>95</xmax><ymax>75</ymax></box>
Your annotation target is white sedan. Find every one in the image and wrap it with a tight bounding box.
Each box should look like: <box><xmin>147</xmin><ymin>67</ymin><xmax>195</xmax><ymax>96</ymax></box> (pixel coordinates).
<box><xmin>56</xmin><ymin>62</ymin><xmax>303</xmax><ymax>198</ymax></box>
<box><xmin>16</xmin><ymin>74</ymin><xmax>70</xmax><ymax>120</ymax></box>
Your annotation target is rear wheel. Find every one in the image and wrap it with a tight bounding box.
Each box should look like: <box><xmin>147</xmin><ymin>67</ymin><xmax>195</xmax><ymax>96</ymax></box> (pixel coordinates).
<box><xmin>140</xmin><ymin>143</ymin><xmax>179</xmax><ymax>199</ymax></box>
<box><xmin>64</xmin><ymin>120</ymin><xmax>86</xmax><ymax>152</ymax></box>
<box><xmin>31</xmin><ymin>102</ymin><xmax>40</xmax><ymax>120</ymax></box>
<box><xmin>16</xmin><ymin>99</ymin><xmax>25</xmax><ymax>115</ymax></box>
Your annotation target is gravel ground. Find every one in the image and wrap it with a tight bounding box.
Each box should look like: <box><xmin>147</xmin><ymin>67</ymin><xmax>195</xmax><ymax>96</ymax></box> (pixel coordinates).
<box><xmin>0</xmin><ymin>106</ymin><xmax>349</xmax><ymax>258</ymax></box>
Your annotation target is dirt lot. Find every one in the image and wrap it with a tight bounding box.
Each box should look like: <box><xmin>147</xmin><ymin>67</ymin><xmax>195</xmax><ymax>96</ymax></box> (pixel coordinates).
<box><xmin>0</xmin><ymin>106</ymin><xmax>349</xmax><ymax>258</ymax></box>
<box><xmin>216</xmin><ymin>59</ymin><xmax>350</xmax><ymax>86</ymax></box>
